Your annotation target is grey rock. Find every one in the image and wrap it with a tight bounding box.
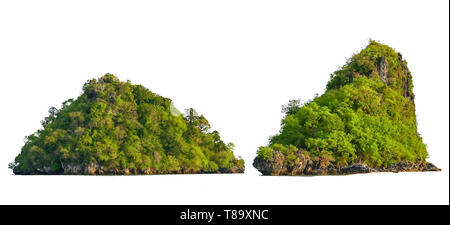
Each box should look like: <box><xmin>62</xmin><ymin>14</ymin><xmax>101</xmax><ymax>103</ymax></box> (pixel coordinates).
<box><xmin>377</xmin><ymin>57</ymin><xmax>389</xmax><ymax>84</ymax></box>
<box><xmin>340</xmin><ymin>164</ymin><xmax>370</xmax><ymax>174</ymax></box>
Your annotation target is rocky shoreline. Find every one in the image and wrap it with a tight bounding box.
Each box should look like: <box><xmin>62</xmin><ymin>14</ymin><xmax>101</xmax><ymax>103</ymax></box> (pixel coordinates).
<box><xmin>253</xmin><ymin>151</ymin><xmax>440</xmax><ymax>176</ymax></box>
<box><xmin>13</xmin><ymin>162</ymin><xmax>245</xmax><ymax>175</ymax></box>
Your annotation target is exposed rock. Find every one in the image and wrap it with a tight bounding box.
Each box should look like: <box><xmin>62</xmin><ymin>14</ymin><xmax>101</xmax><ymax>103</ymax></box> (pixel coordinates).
<box><xmin>289</xmin><ymin>154</ymin><xmax>309</xmax><ymax>175</ymax></box>
<box><xmin>143</xmin><ymin>168</ymin><xmax>154</xmax><ymax>175</ymax></box>
<box><xmin>15</xmin><ymin>161</ymin><xmax>245</xmax><ymax>175</ymax></box>
<box><xmin>62</xmin><ymin>163</ymin><xmax>83</xmax><ymax>175</ymax></box>
<box><xmin>376</xmin><ymin>57</ymin><xmax>389</xmax><ymax>84</ymax></box>
<box><xmin>382</xmin><ymin>161</ymin><xmax>440</xmax><ymax>173</ymax></box>
<box><xmin>253</xmin><ymin>150</ymin><xmax>441</xmax><ymax>176</ymax></box>
<box><xmin>229</xmin><ymin>164</ymin><xmax>245</xmax><ymax>173</ymax></box>
<box><xmin>253</xmin><ymin>151</ymin><xmax>287</xmax><ymax>175</ymax></box>
<box><xmin>364</xmin><ymin>55</ymin><xmax>415</xmax><ymax>102</ymax></box>
<box><xmin>400</xmin><ymin>59</ymin><xmax>414</xmax><ymax>101</ymax></box>
<box><xmin>84</xmin><ymin>163</ymin><xmax>99</xmax><ymax>175</ymax></box>
<box><xmin>340</xmin><ymin>164</ymin><xmax>370</xmax><ymax>174</ymax></box>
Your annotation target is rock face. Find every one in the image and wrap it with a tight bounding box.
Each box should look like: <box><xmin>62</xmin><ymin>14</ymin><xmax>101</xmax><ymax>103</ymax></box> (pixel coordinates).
<box><xmin>346</xmin><ymin>50</ymin><xmax>414</xmax><ymax>102</ymax></box>
<box><xmin>253</xmin><ymin>150</ymin><xmax>440</xmax><ymax>176</ymax></box>
<box><xmin>13</xmin><ymin>161</ymin><xmax>245</xmax><ymax>175</ymax></box>
<box><xmin>253</xmin><ymin>152</ymin><xmax>288</xmax><ymax>175</ymax></box>
<box><xmin>340</xmin><ymin>164</ymin><xmax>370</xmax><ymax>174</ymax></box>
<box><xmin>376</xmin><ymin>57</ymin><xmax>389</xmax><ymax>84</ymax></box>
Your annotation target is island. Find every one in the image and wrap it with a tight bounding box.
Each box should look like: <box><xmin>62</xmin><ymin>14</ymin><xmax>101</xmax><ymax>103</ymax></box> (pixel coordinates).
<box><xmin>253</xmin><ymin>40</ymin><xmax>440</xmax><ymax>175</ymax></box>
<box><xmin>10</xmin><ymin>74</ymin><xmax>245</xmax><ymax>175</ymax></box>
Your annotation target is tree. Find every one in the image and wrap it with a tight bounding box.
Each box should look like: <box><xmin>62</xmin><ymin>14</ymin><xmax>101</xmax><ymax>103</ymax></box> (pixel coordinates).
<box><xmin>281</xmin><ymin>99</ymin><xmax>302</xmax><ymax>116</ymax></box>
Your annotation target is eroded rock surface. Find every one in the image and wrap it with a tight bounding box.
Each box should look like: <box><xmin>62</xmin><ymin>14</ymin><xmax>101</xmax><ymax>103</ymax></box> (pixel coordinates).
<box><xmin>253</xmin><ymin>150</ymin><xmax>441</xmax><ymax>176</ymax></box>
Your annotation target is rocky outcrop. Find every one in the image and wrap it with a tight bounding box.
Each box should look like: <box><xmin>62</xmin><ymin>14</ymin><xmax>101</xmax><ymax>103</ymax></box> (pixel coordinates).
<box><xmin>253</xmin><ymin>150</ymin><xmax>441</xmax><ymax>176</ymax></box>
<box><xmin>376</xmin><ymin>57</ymin><xmax>389</xmax><ymax>84</ymax></box>
<box><xmin>226</xmin><ymin>164</ymin><xmax>246</xmax><ymax>173</ymax></box>
<box><xmin>253</xmin><ymin>152</ymin><xmax>287</xmax><ymax>175</ymax></box>
<box><xmin>349</xmin><ymin>54</ymin><xmax>414</xmax><ymax>102</ymax></box>
<box><xmin>340</xmin><ymin>164</ymin><xmax>370</xmax><ymax>174</ymax></box>
<box><xmin>14</xmin><ymin>162</ymin><xmax>245</xmax><ymax>175</ymax></box>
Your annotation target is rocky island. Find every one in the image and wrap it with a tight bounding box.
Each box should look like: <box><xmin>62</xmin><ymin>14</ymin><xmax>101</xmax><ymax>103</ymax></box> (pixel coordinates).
<box><xmin>10</xmin><ymin>74</ymin><xmax>244</xmax><ymax>175</ymax></box>
<box><xmin>253</xmin><ymin>41</ymin><xmax>440</xmax><ymax>175</ymax></box>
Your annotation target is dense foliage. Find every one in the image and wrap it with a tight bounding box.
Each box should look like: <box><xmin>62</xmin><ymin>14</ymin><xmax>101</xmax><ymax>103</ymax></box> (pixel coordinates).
<box><xmin>11</xmin><ymin>74</ymin><xmax>244</xmax><ymax>174</ymax></box>
<box><xmin>257</xmin><ymin>41</ymin><xmax>428</xmax><ymax>168</ymax></box>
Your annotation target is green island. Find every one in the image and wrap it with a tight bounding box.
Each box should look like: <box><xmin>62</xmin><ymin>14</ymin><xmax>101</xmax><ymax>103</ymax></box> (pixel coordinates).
<box><xmin>10</xmin><ymin>74</ymin><xmax>244</xmax><ymax>175</ymax></box>
<box><xmin>253</xmin><ymin>40</ymin><xmax>440</xmax><ymax>175</ymax></box>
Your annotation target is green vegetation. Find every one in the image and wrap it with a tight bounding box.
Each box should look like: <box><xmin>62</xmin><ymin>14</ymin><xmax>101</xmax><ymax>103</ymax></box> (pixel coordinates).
<box><xmin>11</xmin><ymin>74</ymin><xmax>244</xmax><ymax>174</ymax></box>
<box><xmin>257</xmin><ymin>40</ymin><xmax>428</xmax><ymax>168</ymax></box>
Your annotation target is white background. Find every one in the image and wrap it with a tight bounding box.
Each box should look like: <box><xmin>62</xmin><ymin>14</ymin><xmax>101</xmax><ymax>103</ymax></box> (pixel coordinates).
<box><xmin>0</xmin><ymin>0</ymin><xmax>448</xmax><ymax>204</ymax></box>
